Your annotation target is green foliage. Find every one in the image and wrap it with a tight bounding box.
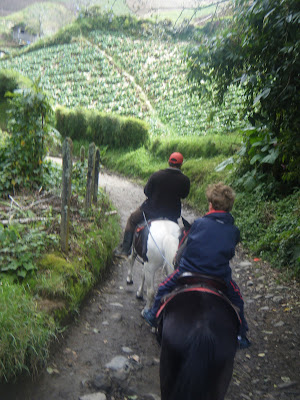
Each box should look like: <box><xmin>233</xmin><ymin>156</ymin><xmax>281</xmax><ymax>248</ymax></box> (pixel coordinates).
<box><xmin>0</xmin><ymin>69</ymin><xmax>18</xmax><ymax>98</ymax></box>
<box><xmin>55</xmin><ymin>106</ymin><xmax>150</xmax><ymax>150</ymax></box>
<box><xmin>0</xmin><ymin>101</ymin><xmax>10</xmax><ymax>131</ymax></box>
<box><xmin>0</xmin><ymin>69</ymin><xmax>32</xmax><ymax>130</ymax></box>
<box><xmin>148</xmin><ymin>133</ymin><xmax>242</xmax><ymax>160</ymax></box>
<box><xmin>121</xmin><ymin>117</ymin><xmax>150</xmax><ymax>149</ymax></box>
<box><xmin>0</xmin><ymin>69</ymin><xmax>31</xmax><ymax>99</ymax></box>
<box><xmin>33</xmin><ymin>194</ymin><xmax>120</xmax><ymax>313</ymax></box>
<box><xmin>35</xmin><ymin>253</ymin><xmax>93</xmax><ymax>312</ymax></box>
<box><xmin>72</xmin><ymin>159</ymin><xmax>89</xmax><ymax>198</ymax></box>
<box><xmin>0</xmin><ymin>79</ymin><xmax>54</xmax><ymax>194</ymax></box>
<box><xmin>234</xmin><ymin>190</ymin><xmax>300</xmax><ymax>279</ymax></box>
<box><xmin>55</xmin><ymin>106</ymin><xmax>88</xmax><ymax>141</ymax></box>
<box><xmin>0</xmin><ymin>166</ymin><xmax>120</xmax><ymax>381</ymax></box>
<box><xmin>186</xmin><ymin>0</ymin><xmax>300</xmax><ymax>190</ymax></box>
<box><xmin>0</xmin><ymin>278</ymin><xmax>56</xmax><ymax>381</ymax></box>
<box><xmin>231</xmin><ymin>126</ymin><xmax>291</xmax><ymax>195</ymax></box>
<box><xmin>83</xmin><ymin>206</ymin><xmax>120</xmax><ymax>276</ymax></box>
<box><xmin>0</xmin><ymin>129</ymin><xmax>9</xmax><ymax>146</ymax></box>
<box><xmin>0</xmin><ymin>223</ymin><xmax>58</xmax><ymax>280</ymax></box>
<box><xmin>103</xmin><ymin>147</ymin><xmax>159</xmax><ymax>182</ymax></box>
<box><xmin>41</xmin><ymin>159</ymin><xmax>62</xmax><ymax>192</ymax></box>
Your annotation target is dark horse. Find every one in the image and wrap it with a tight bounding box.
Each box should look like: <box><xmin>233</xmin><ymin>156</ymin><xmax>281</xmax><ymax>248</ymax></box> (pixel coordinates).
<box><xmin>158</xmin><ymin>278</ymin><xmax>240</xmax><ymax>400</ymax></box>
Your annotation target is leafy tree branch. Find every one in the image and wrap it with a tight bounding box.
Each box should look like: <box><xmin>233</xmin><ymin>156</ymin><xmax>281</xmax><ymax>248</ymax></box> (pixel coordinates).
<box><xmin>186</xmin><ymin>0</ymin><xmax>300</xmax><ymax>192</ymax></box>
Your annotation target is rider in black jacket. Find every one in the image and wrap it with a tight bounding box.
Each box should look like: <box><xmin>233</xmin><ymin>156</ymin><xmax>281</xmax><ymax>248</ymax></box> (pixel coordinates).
<box><xmin>114</xmin><ymin>152</ymin><xmax>190</xmax><ymax>259</ymax></box>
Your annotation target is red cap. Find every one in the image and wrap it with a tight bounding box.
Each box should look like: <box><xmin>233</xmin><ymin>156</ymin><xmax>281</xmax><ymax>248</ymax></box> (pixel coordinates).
<box><xmin>169</xmin><ymin>152</ymin><xmax>183</xmax><ymax>165</ymax></box>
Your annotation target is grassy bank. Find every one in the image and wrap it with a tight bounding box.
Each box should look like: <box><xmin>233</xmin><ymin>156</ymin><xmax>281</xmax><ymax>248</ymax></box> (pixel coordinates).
<box><xmin>0</xmin><ymin>161</ymin><xmax>121</xmax><ymax>382</ymax></box>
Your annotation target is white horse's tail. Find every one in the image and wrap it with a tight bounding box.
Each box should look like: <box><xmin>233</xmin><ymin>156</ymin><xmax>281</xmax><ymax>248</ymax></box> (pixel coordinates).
<box><xmin>162</xmin><ymin>234</ymin><xmax>180</xmax><ymax>275</ymax></box>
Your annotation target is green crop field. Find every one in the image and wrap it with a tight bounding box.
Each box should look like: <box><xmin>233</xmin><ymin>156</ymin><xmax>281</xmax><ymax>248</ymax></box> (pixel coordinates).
<box><xmin>0</xmin><ymin>23</ymin><xmax>245</xmax><ymax>139</ymax></box>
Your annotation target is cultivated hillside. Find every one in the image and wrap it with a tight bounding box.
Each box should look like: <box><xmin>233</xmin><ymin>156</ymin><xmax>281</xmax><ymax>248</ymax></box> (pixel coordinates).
<box><xmin>0</xmin><ymin>17</ymin><xmax>244</xmax><ymax>139</ymax></box>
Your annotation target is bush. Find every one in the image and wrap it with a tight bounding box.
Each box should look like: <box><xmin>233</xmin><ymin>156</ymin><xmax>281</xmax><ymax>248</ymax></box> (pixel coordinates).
<box><xmin>0</xmin><ymin>79</ymin><xmax>54</xmax><ymax>195</ymax></box>
<box><xmin>148</xmin><ymin>134</ymin><xmax>241</xmax><ymax>161</ymax></box>
<box><xmin>55</xmin><ymin>107</ymin><xmax>150</xmax><ymax>150</ymax></box>
<box><xmin>120</xmin><ymin>117</ymin><xmax>149</xmax><ymax>149</ymax></box>
<box><xmin>0</xmin><ymin>70</ymin><xmax>32</xmax><ymax>131</ymax></box>
<box><xmin>55</xmin><ymin>106</ymin><xmax>87</xmax><ymax>142</ymax></box>
<box><xmin>0</xmin><ymin>70</ymin><xmax>18</xmax><ymax>99</ymax></box>
<box><xmin>234</xmin><ymin>190</ymin><xmax>300</xmax><ymax>279</ymax></box>
<box><xmin>0</xmin><ymin>69</ymin><xmax>31</xmax><ymax>99</ymax></box>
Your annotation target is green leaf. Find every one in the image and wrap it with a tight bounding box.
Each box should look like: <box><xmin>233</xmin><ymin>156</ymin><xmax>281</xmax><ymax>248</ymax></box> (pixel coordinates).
<box><xmin>250</xmin><ymin>154</ymin><xmax>263</xmax><ymax>164</ymax></box>
<box><xmin>17</xmin><ymin>269</ymin><xmax>27</xmax><ymax>278</ymax></box>
<box><xmin>3</xmin><ymin>260</ymin><xmax>19</xmax><ymax>271</ymax></box>
<box><xmin>261</xmin><ymin>148</ymin><xmax>279</xmax><ymax>164</ymax></box>
<box><xmin>253</xmin><ymin>88</ymin><xmax>271</xmax><ymax>106</ymax></box>
<box><xmin>215</xmin><ymin>157</ymin><xmax>234</xmax><ymax>171</ymax></box>
<box><xmin>24</xmin><ymin>262</ymin><xmax>36</xmax><ymax>271</ymax></box>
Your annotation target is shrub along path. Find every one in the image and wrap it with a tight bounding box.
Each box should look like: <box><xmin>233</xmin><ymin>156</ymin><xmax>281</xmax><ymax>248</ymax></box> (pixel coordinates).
<box><xmin>1</xmin><ymin>169</ymin><xmax>299</xmax><ymax>400</ymax></box>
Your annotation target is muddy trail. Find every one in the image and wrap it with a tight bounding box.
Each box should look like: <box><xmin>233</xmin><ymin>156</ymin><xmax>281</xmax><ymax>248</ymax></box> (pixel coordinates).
<box><xmin>1</xmin><ymin>170</ymin><xmax>299</xmax><ymax>400</ymax></box>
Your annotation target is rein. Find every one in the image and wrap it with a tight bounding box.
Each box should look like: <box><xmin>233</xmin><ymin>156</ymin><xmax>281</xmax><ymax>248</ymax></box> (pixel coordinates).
<box><xmin>142</xmin><ymin>212</ymin><xmax>174</xmax><ymax>270</ymax></box>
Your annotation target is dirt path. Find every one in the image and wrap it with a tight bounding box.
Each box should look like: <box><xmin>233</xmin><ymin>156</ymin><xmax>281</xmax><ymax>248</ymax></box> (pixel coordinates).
<box><xmin>1</xmin><ymin>169</ymin><xmax>299</xmax><ymax>400</ymax></box>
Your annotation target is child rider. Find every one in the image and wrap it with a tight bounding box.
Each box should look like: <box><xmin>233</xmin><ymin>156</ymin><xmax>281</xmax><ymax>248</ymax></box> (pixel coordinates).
<box><xmin>142</xmin><ymin>182</ymin><xmax>251</xmax><ymax>349</ymax></box>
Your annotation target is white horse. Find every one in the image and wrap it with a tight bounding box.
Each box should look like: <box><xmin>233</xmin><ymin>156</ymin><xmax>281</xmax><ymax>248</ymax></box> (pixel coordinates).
<box><xmin>126</xmin><ymin>219</ymin><xmax>182</xmax><ymax>312</ymax></box>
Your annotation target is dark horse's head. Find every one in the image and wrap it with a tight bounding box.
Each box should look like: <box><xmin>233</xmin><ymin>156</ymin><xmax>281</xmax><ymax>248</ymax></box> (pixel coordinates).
<box><xmin>159</xmin><ymin>290</ymin><xmax>240</xmax><ymax>400</ymax></box>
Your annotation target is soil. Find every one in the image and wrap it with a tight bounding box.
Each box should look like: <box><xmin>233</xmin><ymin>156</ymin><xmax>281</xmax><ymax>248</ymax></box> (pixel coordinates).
<box><xmin>0</xmin><ymin>168</ymin><xmax>299</xmax><ymax>400</ymax></box>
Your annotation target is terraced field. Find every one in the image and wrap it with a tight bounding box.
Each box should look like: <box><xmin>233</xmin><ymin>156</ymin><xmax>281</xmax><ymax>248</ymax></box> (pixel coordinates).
<box><xmin>0</xmin><ymin>24</ymin><xmax>245</xmax><ymax>137</ymax></box>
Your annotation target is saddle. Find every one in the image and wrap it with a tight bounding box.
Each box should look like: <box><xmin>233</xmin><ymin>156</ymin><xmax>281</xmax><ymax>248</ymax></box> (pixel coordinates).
<box><xmin>177</xmin><ymin>271</ymin><xmax>227</xmax><ymax>292</ymax></box>
<box><xmin>133</xmin><ymin>217</ymin><xmax>190</xmax><ymax>264</ymax></box>
<box><xmin>155</xmin><ymin>272</ymin><xmax>241</xmax><ymax>344</ymax></box>
<box><xmin>132</xmin><ymin>220</ymin><xmax>151</xmax><ymax>263</ymax></box>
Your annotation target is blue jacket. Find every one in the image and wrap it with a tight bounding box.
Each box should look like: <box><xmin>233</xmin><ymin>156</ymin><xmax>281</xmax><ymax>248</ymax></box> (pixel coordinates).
<box><xmin>179</xmin><ymin>211</ymin><xmax>240</xmax><ymax>283</ymax></box>
<box><xmin>151</xmin><ymin>211</ymin><xmax>247</xmax><ymax>333</ymax></box>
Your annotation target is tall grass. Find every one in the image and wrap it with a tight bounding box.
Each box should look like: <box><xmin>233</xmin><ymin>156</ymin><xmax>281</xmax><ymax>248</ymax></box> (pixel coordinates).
<box><xmin>0</xmin><ymin>278</ymin><xmax>56</xmax><ymax>381</ymax></box>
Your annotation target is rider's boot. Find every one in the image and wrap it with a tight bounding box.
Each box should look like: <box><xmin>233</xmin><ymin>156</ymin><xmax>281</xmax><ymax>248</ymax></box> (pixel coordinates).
<box><xmin>238</xmin><ymin>335</ymin><xmax>251</xmax><ymax>349</ymax></box>
<box><xmin>142</xmin><ymin>309</ymin><xmax>157</xmax><ymax>328</ymax></box>
<box><xmin>114</xmin><ymin>231</ymin><xmax>133</xmax><ymax>259</ymax></box>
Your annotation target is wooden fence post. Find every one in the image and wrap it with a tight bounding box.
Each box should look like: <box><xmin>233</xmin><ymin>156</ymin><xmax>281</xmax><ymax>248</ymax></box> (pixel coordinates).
<box><xmin>93</xmin><ymin>148</ymin><xmax>100</xmax><ymax>205</ymax></box>
<box><xmin>61</xmin><ymin>137</ymin><xmax>73</xmax><ymax>253</ymax></box>
<box><xmin>85</xmin><ymin>142</ymin><xmax>95</xmax><ymax>212</ymax></box>
<box><xmin>80</xmin><ymin>145</ymin><xmax>85</xmax><ymax>163</ymax></box>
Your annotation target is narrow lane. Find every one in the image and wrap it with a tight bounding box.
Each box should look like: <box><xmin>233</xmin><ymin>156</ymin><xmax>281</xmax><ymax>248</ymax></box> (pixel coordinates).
<box><xmin>0</xmin><ymin>167</ymin><xmax>299</xmax><ymax>400</ymax></box>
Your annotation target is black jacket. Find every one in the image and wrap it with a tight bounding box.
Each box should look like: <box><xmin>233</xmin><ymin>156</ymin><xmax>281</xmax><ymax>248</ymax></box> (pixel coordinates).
<box><xmin>141</xmin><ymin>167</ymin><xmax>190</xmax><ymax>221</ymax></box>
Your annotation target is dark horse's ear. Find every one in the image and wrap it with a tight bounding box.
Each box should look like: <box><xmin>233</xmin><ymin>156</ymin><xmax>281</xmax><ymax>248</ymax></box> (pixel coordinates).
<box><xmin>181</xmin><ymin>216</ymin><xmax>191</xmax><ymax>230</ymax></box>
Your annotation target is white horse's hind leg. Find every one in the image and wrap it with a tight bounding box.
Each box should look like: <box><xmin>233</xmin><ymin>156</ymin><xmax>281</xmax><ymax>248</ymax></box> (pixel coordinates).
<box><xmin>136</xmin><ymin>270</ymin><xmax>145</xmax><ymax>300</ymax></box>
<box><xmin>126</xmin><ymin>253</ymin><xmax>136</xmax><ymax>285</ymax></box>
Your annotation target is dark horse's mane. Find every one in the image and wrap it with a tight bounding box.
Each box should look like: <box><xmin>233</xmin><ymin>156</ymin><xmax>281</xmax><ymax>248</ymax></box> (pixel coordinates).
<box><xmin>159</xmin><ymin>290</ymin><xmax>239</xmax><ymax>400</ymax></box>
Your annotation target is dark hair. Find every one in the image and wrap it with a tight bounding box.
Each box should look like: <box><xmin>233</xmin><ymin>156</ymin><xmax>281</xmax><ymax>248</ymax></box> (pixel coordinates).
<box><xmin>168</xmin><ymin>161</ymin><xmax>182</xmax><ymax>168</ymax></box>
